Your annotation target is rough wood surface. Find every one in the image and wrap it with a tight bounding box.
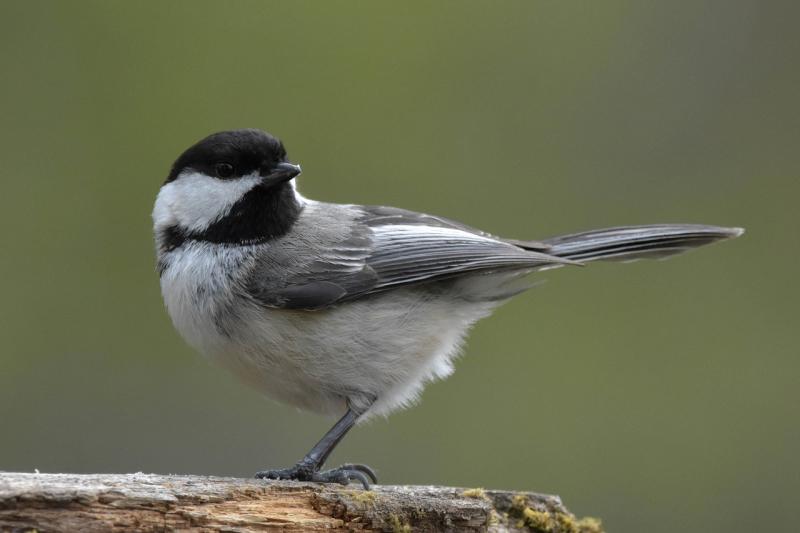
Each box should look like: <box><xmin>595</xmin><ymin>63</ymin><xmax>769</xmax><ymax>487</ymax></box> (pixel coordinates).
<box><xmin>0</xmin><ymin>472</ymin><xmax>603</xmax><ymax>532</ymax></box>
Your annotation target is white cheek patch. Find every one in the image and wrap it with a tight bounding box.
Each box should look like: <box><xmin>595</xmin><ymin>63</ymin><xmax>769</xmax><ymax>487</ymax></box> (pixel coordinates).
<box><xmin>152</xmin><ymin>171</ymin><xmax>262</xmax><ymax>233</ymax></box>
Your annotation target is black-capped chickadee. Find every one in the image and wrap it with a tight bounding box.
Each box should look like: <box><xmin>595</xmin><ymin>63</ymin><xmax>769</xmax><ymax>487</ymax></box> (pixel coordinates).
<box><xmin>153</xmin><ymin>129</ymin><xmax>742</xmax><ymax>488</ymax></box>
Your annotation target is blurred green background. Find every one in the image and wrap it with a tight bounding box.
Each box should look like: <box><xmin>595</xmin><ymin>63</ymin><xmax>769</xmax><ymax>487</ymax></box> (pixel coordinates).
<box><xmin>1</xmin><ymin>1</ymin><xmax>797</xmax><ymax>531</ymax></box>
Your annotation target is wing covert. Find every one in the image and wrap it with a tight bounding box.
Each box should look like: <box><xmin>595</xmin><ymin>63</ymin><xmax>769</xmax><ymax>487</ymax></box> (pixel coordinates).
<box><xmin>247</xmin><ymin>203</ymin><xmax>571</xmax><ymax>310</ymax></box>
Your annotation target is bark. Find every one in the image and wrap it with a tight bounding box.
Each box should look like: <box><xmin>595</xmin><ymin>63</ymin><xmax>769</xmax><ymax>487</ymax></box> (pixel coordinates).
<box><xmin>0</xmin><ymin>472</ymin><xmax>603</xmax><ymax>532</ymax></box>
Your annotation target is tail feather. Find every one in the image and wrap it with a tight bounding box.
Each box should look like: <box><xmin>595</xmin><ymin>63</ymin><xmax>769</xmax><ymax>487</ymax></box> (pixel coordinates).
<box><xmin>543</xmin><ymin>224</ymin><xmax>744</xmax><ymax>263</ymax></box>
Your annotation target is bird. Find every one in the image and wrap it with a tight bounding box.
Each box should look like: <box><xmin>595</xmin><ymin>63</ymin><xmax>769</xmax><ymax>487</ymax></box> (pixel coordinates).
<box><xmin>153</xmin><ymin>128</ymin><xmax>743</xmax><ymax>489</ymax></box>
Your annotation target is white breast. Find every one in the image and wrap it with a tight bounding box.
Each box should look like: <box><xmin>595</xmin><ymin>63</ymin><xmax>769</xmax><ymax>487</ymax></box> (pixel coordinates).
<box><xmin>160</xmin><ymin>241</ymin><xmax>507</xmax><ymax>421</ymax></box>
<box><xmin>159</xmin><ymin>242</ymin><xmax>255</xmax><ymax>356</ymax></box>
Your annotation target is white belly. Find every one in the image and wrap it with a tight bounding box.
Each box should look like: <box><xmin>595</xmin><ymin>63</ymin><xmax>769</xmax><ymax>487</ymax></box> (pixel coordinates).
<box><xmin>160</xmin><ymin>243</ymin><xmax>502</xmax><ymax>419</ymax></box>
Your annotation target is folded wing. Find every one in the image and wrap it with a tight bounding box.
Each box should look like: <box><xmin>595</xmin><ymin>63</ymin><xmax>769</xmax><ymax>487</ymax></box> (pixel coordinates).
<box><xmin>248</xmin><ymin>206</ymin><xmax>572</xmax><ymax>310</ymax></box>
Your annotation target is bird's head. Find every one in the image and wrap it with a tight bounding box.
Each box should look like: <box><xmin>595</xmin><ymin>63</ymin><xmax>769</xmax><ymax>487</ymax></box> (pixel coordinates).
<box><xmin>153</xmin><ymin>129</ymin><xmax>303</xmax><ymax>251</ymax></box>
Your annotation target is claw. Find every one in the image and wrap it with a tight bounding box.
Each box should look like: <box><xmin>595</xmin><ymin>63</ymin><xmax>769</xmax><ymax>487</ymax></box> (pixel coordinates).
<box><xmin>340</xmin><ymin>463</ymin><xmax>378</xmax><ymax>484</ymax></box>
<box><xmin>314</xmin><ymin>467</ymin><xmax>372</xmax><ymax>489</ymax></box>
<box><xmin>316</xmin><ymin>469</ymin><xmax>348</xmax><ymax>485</ymax></box>
<box><xmin>255</xmin><ymin>462</ymin><xmax>377</xmax><ymax>489</ymax></box>
<box><xmin>344</xmin><ymin>470</ymin><xmax>371</xmax><ymax>490</ymax></box>
<box><xmin>254</xmin><ymin>465</ymin><xmax>313</xmax><ymax>481</ymax></box>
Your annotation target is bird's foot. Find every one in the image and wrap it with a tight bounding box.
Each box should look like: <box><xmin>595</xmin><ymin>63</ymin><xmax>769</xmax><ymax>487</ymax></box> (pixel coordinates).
<box><xmin>255</xmin><ymin>462</ymin><xmax>377</xmax><ymax>489</ymax></box>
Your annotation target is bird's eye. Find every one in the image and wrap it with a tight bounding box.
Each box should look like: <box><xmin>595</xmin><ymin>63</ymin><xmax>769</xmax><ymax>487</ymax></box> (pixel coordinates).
<box><xmin>215</xmin><ymin>162</ymin><xmax>235</xmax><ymax>179</ymax></box>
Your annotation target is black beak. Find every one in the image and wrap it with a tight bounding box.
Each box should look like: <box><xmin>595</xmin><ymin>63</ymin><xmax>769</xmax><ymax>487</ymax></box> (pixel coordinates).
<box><xmin>262</xmin><ymin>161</ymin><xmax>302</xmax><ymax>187</ymax></box>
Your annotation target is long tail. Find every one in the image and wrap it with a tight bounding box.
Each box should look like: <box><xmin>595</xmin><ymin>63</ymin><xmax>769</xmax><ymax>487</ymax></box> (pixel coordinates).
<box><xmin>542</xmin><ymin>224</ymin><xmax>744</xmax><ymax>263</ymax></box>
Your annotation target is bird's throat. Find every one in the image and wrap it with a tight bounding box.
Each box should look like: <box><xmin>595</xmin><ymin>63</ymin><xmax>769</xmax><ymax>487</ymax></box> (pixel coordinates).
<box><xmin>161</xmin><ymin>182</ymin><xmax>303</xmax><ymax>253</ymax></box>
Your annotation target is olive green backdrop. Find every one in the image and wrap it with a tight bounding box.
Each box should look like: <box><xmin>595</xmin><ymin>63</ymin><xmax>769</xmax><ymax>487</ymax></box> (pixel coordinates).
<box><xmin>1</xmin><ymin>2</ymin><xmax>797</xmax><ymax>532</ymax></box>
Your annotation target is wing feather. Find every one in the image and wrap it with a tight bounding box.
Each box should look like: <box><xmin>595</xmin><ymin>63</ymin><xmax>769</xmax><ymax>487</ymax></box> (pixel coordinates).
<box><xmin>249</xmin><ymin>205</ymin><xmax>572</xmax><ymax>310</ymax></box>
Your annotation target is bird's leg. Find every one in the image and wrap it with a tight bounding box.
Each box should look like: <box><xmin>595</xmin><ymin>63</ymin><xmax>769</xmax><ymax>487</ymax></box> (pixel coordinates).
<box><xmin>255</xmin><ymin>401</ymin><xmax>377</xmax><ymax>489</ymax></box>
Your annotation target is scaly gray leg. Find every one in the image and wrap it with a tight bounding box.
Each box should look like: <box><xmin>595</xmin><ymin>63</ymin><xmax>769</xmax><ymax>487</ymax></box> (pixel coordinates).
<box><xmin>255</xmin><ymin>402</ymin><xmax>377</xmax><ymax>489</ymax></box>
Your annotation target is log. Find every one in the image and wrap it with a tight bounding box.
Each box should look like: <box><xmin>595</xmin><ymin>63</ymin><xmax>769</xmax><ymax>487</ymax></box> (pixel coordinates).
<box><xmin>0</xmin><ymin>472</ymin><xmax>602</xmax><ymax>532</ymax></box>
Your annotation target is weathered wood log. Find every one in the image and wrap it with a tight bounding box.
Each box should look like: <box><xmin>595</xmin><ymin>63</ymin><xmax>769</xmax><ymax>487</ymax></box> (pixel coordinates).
<box><xmin>0</xmin><ymin>472</ymin><xmax>602</xmax><ymax>532</ymax></box>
